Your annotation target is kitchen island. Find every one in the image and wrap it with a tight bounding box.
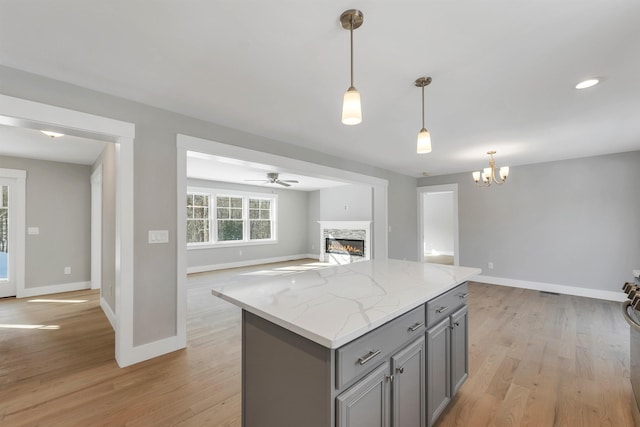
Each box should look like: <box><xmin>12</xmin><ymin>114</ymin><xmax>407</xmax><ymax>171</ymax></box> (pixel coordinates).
<box><xmin>212</xmin><ymin>259</ymin><xmax>481</xmax><ymax>427</ymax></box>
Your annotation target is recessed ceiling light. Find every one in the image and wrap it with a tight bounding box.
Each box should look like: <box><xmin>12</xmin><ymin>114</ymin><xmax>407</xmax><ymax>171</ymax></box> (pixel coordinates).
<box><xmin>40</xmin><ymin>131</ymin><xmax>64</xmax><ymax>138</ymax></box>
<box><xmin>575</xmin><ymin>79</ymin><xmax>599</xmax><ymax>89</ymax></box>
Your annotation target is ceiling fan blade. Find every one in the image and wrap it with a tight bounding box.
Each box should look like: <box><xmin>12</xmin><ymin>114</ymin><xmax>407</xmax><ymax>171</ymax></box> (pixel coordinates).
<box><xmin>276</xmin><ymin>181</ymin><xmax>291</xmax><ymax>187</ymax></box>
<box><xmin>244</xmin><ymin>179</ymin><xmax>268</xmax><ymax>182</ymax></box>
<box><xmin>282</xmin><ymin>180</ymin><xmax>299</xmax><ymax>183</ymax></box>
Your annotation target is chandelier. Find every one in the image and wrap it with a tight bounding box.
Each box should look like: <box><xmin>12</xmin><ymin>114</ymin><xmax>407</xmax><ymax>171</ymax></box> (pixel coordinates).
<box><xmin>472</xmin><ymin>151</ymin><xmax>509</xmax><ymax>186</ymax></box>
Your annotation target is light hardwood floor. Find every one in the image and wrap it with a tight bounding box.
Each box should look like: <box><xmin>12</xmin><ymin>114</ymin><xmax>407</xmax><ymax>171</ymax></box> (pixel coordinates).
<box><xmin>0</xmin><ymin>262</ymin><xmax>635</xmax><ymax>426</ymax></box>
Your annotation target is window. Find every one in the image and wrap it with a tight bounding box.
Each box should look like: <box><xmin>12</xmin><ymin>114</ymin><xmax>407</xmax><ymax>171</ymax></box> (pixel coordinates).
<box><xmin>186</xmin><ymin>193</ymin><xmax>210</xmax><ymax>243</ymax></box>
<box><xmin>187</xmin><ymin>188</ymin><xmax>277</xmax><ymax>247</ymax></box>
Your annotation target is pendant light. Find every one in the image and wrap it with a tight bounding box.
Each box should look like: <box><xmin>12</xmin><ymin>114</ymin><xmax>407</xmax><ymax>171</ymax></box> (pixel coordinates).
<box><xmin>415</xmin><ymin>77</ymin><xmax>432</xmax><ymax>153</ymax></box>
<box><xmin>340</xmin><ymin>9</ymin><xmax>364</xmax><ymax>125</ymax></box>
<box><xmin>472</xmin><ymin>151</ymin><xmax>510</xmax><ymax>186</ymax></box>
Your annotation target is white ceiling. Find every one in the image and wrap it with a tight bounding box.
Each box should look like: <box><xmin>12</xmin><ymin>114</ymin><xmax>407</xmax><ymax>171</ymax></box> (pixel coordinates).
<box><xmin>1</xmin><ymin>1</ymin><xmax>639</xmax><ymax>177</ymax></box>
<box><xmin>0</xmin><ymin>124</ymin><xmax>106</xmax><ymax>165</ymax></box>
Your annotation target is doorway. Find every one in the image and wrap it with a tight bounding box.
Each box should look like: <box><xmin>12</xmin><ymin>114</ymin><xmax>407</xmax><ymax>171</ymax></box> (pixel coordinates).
<box><xmin>418</xmin><ymin>184</ymin><xmax>459</xmax><ymax>266</ymax></box>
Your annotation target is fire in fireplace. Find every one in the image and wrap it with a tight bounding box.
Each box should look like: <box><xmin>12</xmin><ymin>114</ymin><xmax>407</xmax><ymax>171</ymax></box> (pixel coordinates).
<box><xmin>325</xmin><ymin>238</ymin><xmax>365</xmax><ymax>257</ymax></box>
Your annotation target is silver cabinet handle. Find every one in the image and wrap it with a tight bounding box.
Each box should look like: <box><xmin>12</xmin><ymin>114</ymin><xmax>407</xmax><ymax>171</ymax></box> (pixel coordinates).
<box><xmin>396</xmin><ymin>367</ymin><xmax>404</xmax><ymax>374</ymax></box>
<box><xmin>458</xmin><ymin>293</ymin><xmax>469</xmax><ymax>299</ymax></box>
<box><xmin>358</xmin><ymin>350</ymin><xmax>381</xmax><ymax>365</ymax></box>
<box><xmin>436</xmin><ymin>306</ymin><xmax>449</xmax><ymax>314</ymax></box>
<box><xmin>408</xmin><ymin>322</ymin><xmax>424</xmax><ymax>332</ymax></box>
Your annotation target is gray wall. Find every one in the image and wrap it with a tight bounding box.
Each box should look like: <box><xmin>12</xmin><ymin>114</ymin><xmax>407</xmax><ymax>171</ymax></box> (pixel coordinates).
<box><xmin>187</xmin><ymin>179</ymin><xmax>309</xmax><ymax>268</ymax></box>
<box><xmin>319</xmin><ymin>184</ymin><xmax>373</xmax><ymax>221</ymax></box>
<box><xmin>423</xmin><ymin>192</ymin><xmax>454</xmax><ymax>255</ymax></box>
<box><xmin>388</xmin><ymin>173</ymin><xmax>419</xmax><ymax>261</ymax></box>
<box><xmin>418</xmin><ymin>151</ymin><xmax>640</xmax><ymax>292</ymax></box>
<box><xmin>93</xmin><ymin>144</ymin><xmax>116</xmax><ymax>311</ymax></box>
<box><xmin>307</xmin><ymin>190</ymin><xmax>320</xmax><ymax>255</ymax></box>
<box><xmin>1</xmin><ymin>65</ymin><xmax>419</xmax><ymax>348</ymax></box>
<box><xmin>0</xmin><ymin>155</ymin><xmax>91</xmax><ymax>288</ymax></box>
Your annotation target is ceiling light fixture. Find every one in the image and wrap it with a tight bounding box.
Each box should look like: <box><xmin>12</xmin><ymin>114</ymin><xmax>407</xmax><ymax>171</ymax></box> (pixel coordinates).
<box><xmin>40</xmin><ymin>131</ymin><xmax>64</xmax><ymax>138</ymax></box>
<box><xmin>575</xmin><ymin>79</ymin><xmax>599</xmax><ymax>89</ymax></box>
<box><xmin>415</xmin><ymin>76</ymin><xmax>433</xmax><ymax>154</ymax></box>
<box><xmin>472</xmin><ymin>150</ymin><xmax>509</xmax><ymax>186</ymax></box>
<box><xmin>340</xmin><ymin>9</ymin><xmax>364</xmax><ymax>125</ymax></box>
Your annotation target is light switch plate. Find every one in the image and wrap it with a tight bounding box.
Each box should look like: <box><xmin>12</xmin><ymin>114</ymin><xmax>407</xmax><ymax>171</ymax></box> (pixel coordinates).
<box><xmin>148</xmin><ymin>230</ymin><xmax>169</xmax><ymax>244</ymax></box>
<box><xmin>27</xmin><ymin>227</ymin><xmax>40</xmax><ymax>235</ymax></box>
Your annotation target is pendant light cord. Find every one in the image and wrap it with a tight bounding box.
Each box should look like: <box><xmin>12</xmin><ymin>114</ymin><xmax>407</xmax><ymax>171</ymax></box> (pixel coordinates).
<box><xmin>421</xmin><ymin>85</ymin><xmax>425</xmax><ymax>129</ymax></box>
<box><xmin>350</xmin><ymin>19</ymin><xmax>354</xmax><ymax>87</ymax></box>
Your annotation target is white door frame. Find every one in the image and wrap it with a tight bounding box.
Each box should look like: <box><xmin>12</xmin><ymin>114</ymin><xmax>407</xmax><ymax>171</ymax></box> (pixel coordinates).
<box><xmin>0</xmin><ymin>94</ymin><xmax>136</xmax><ymax>367</ymax></box>
<box><xmin>0</xmin><ymin>170</ymin><xmax>26</xmax><ymax>298</ymax></box>
<box><xmin>91</xmin><ymin>165</ymin><xmax>102</xmax><ymax>290</ymax></box>
<box><xmin>417</xmin><ymin>184</ymin><xmax>459</xmax><ymax>266</ymax></box>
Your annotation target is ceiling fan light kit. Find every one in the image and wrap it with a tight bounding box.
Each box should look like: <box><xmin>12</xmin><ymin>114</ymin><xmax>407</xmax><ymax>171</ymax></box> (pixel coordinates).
<box><xmin>245</xmin><ymin>172</ymin><xmax>299</xmax><ymax>187</ymax></box>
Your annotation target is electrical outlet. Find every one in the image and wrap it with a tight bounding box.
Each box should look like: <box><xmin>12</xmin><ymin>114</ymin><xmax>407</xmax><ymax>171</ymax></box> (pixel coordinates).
<box><xmin>488</xmin><ymin>262</ymin><xmax>494</xmax><ymax>269</ymax></box>
<box><xmin>64</xmin><ymin>267</ymin><xmax>71</xmax><ymax>275</ymax></box>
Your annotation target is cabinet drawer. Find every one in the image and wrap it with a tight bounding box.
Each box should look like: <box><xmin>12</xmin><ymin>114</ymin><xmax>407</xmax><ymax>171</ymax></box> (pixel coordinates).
<box><xmin>336</xmin><ymin>305</ymin><xmax>426</xmax><ymax>389</ymax></box>
<box><xmin>426</xmin><ymin>282</ymin><xmax>468</xmax><ymax>327</ymax></box>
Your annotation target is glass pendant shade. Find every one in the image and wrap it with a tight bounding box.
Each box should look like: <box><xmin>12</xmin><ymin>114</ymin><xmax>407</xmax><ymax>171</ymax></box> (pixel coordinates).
<box><xmin>416</xmin><ymin>128</ymin><xmax>431</xmax><ymax>154</ymax></box>
<box><xmin>499</xmin><ymin>166</ymin><xmax>509</xmax><ymax>179</ymax></box>
<box><xmin>342</xmin><ymin>86</ymin><xmax>362</xmax><ymax>125</ymax></box>
<box><xmin>472</xmin><ymin>171</ymin><xmax>481</xmax><ymax>182</ymax></box>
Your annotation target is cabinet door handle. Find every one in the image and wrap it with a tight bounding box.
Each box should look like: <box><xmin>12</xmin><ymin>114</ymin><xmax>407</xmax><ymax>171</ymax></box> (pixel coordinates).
<box><xmin>458</xmin><ymin>293</ymin><xmax>469</xmax><ymax>299</ymax></box>
<box><xmin>358</xmin><ymin>350</ymin><xmax>381</xmax><ymax>365</ymax></box>
<box><xmin>408</xmin><ymin>322</ymin><xmax>424</xmax><ymax>332</ymax></box>
<box><xmin>436</xmin><ymin>306</ymin><xmax>449</xmax><ymax>314</ymax></box>
<box><xmin>396</xmin><ymin>367</ymin><xmax>404</xmax><ymax>374</ymax></box>
<box><xmin>385</xmin><ymin>374</ymin><xmax>394</xmax><ymax>383</ymax></box>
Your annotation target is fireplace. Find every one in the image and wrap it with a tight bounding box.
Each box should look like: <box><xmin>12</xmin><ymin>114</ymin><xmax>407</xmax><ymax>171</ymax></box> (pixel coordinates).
<box><xmin>325</xmin><ymin>238</ymin><xmax>365</xmax><ymax>257</ymax></box>
<box><xmin>318</xmin><ymin>221</ymin><xmax>372</xmax><ymax>264</ymax></box>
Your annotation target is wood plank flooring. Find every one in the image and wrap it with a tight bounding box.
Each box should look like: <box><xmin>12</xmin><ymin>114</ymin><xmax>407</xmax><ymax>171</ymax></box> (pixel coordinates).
<box><xmin>0</xmin><ymin>263</ymin><xmax>635</xmax><ymax>426</ymax></box>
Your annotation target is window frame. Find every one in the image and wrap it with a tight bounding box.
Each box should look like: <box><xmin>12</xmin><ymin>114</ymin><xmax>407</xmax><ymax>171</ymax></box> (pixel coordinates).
<box><xmin>187</xmin><ymin>187</ymin><xmax>278</xmax><ymax>249</ymax></box>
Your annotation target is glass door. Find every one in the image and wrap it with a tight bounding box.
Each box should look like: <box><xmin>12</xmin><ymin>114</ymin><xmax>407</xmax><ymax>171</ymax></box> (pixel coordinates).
<box><xmin>0</xmin><ymin>180</ymin><xmax>14</xmax><ymax>297</ymax></box>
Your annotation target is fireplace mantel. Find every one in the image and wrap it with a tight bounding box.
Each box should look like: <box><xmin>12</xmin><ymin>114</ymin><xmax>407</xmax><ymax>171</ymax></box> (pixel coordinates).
<box><xmin>318</xmin><ymin>221</ymin><xmax>372</xmax><ymax>264</ymax></box>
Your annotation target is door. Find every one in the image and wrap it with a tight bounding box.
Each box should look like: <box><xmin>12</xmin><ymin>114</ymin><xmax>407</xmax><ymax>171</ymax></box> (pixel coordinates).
<box><xmin>418</xmin><ymin>184</ymin><xmax>459</xmax><ymax>266</ymax></box>
<box><xmin>427</xmin><ymin>317</ymin><xmax>451</xmax><ymax>427</ymax></box>
<box><xmin>391</xmin><ymin>336</ymin><xmax>426</xmax><ymax>427</ymax></box>
<box><xmin>336</xmin><ymin>361</ymin><xmax>391</xmax><ymax>427</ymax></box>
<box><xmin>450</xmin><ymin>305</ymin><xmax>469</xmax><ymax>396</ymax></box>
<box><xmin>0</xmin><ymin>179</ymin><xmax>14</xmax><ymax>297</ymax></box>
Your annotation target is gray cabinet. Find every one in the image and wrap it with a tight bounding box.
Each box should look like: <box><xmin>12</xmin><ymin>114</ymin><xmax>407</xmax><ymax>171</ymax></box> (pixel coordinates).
<box><xmin>450</xmin><ymin>305</ymin><xmax>469</xmax><ymax>396</ymax></box>
<box><xmin>426</xmin><ymin>317</ymin><xmax>451</xmax><ymax>426</ymax></box>
<box><xmin>337</xmin><ymin>336</ymin><xmax>426</xmax><ymax>427</ymax></box>
<box><xmin>336</xmin><ymin>362</ymin><xmax>391</xmax><ymax>427</ymax></box>
<box><xmin>426</xmin><ymin>284</ymin><xmax>469</xmax><ymax>427</ymax></box>
<box><xmin>391</xmin><ymin>336</ymin><xmax>426</xmax><ymax>427</ymax></box>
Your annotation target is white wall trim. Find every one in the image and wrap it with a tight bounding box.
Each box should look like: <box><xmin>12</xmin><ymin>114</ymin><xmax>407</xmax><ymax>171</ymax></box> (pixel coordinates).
<box><xmin>176</xmin><ymin>146</ymin><xmax>188</xmax><ymax>350</ymax></box>
<box><xmin>127</xmin><ymin>336</ymin><xmax>182</xmax><ymax>366</ymax></box>
<box><xmin>417</xmin><ymin>184</ymin><xmax>459</xmax><ymax>266</ymax></box>
<box><xmin>0</xmin><ymin>95</ymin><xmax>138</xmax><ymax>368</ymax></box>
<box><xmin>91</xmin><ymin>165</ymin><xmax>102</xmax><ymax>290</ymax></box>
<box><xmin>100</xmin><ymin>296</ymin><xmax>116</xmax><ymax>331</ymax></box>
<box><xmin>19</xmin><ymin>281</ymin><xmax>91</xmax><ymax>298</ymax></box>
<box><xmin>476</xmin><ymin>274</ymin><xmax>627</xmax><ymax>302</ymax></box>
<box><xmin>187</xmin><ymin>254</ymin><xmax>320</xmax><ymax>275</ymax></box>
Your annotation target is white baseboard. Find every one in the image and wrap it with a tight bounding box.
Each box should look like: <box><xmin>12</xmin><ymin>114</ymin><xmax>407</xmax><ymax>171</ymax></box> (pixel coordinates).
<box><xmin>476</xmin><ymin>275</ymin><xmax>627</xmax><ymax>302</ymax></box>
<box><xmin>100</xmin><ymin>296</ymin><xmax>116</xmax><ymax>331</ymax></box>
<box><xmin>17</xmin><ymin>281</ymin><xmax>91</xmax><ymax>298</ymax></box>
<box><xmin>116</xmin><ymin>335</ymin><xmax>184</xmax><ymax>368</ymax></box>
<box><xmin>187</xmin><ymin>253</ymin><xmax>321</xmax><ymax>274</ymax></box>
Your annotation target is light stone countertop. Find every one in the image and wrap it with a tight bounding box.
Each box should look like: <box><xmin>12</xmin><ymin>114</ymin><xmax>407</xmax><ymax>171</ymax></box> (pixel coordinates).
<box><xmin>211</xmin><ymin>258</ymin><xmax>481</xmax><ymax>349</ymax></box>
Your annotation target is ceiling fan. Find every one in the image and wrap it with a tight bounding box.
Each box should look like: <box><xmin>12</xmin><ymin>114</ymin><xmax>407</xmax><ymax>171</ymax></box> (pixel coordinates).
<box><xmin>245</xmin><ymin>172</ymin><xmax>299</xmax><ymax>187</ymax></box>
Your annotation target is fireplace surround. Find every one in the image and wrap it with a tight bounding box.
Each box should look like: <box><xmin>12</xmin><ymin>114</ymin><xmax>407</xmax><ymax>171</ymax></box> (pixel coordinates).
<box><xmin>318</xmin><ymin>221</ymin><xmax>372</xmax><ymax>264</ymax></box>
